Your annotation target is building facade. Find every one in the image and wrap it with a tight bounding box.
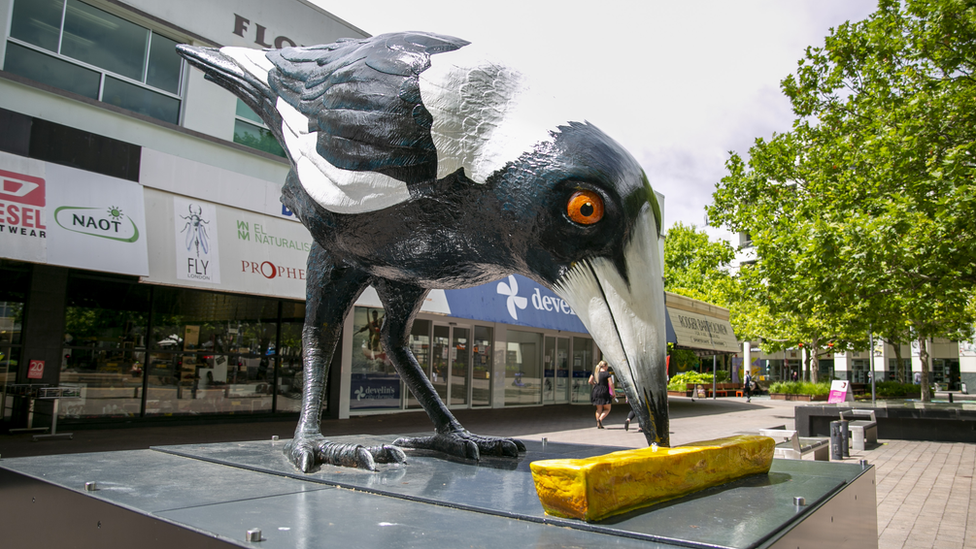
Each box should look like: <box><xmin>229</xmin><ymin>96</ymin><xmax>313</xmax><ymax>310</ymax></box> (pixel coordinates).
<box><xmin>738</xmin><ymin>341</ymin><xmax>969</xmax><ymax>392</ymax></box>
<box><xmin>0</xmin><ymin>0</ymin><xmax>625</xmax><ymax>430</ymax></box>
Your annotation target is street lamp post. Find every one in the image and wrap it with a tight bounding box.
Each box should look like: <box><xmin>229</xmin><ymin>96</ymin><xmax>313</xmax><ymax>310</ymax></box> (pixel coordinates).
<box><xmin>869</xmin><ymin>328</ymin><xmax>877</xmax><ymax>406</ymax></box>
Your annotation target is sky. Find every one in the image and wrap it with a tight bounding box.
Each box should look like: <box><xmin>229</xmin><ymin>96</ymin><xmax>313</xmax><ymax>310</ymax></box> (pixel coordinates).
<box><xmin>309</xmin><ymin>0</ymin><xmax>879</xmax><ymax>243</ymax></box>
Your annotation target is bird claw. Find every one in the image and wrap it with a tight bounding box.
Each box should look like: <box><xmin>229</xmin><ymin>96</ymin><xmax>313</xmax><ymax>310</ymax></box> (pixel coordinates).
<box><xmin>393</xmin><ymin>431</ymin><xmax>525</xmax><ymax>461</ymax></box>
<box><xmin>285</xmin><ymin>436</ymin><xmax>406</xmax><ymax>472</ymax></box>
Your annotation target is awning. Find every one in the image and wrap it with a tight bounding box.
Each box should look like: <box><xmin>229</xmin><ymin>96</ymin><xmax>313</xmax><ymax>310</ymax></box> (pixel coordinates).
<box><xmin>665</xmin><ymin>292</ymin><xmax>738</xmax><ymax>354</ymax></box>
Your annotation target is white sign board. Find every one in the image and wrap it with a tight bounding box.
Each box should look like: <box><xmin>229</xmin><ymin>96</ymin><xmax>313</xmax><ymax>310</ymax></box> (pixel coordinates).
<box><xmin>0</xmin><ymin>151</ymin><xmax>149</xmax><ymax>275</ymax></box>
<box><xmin>827</xmin><ymin>380</ymin><xmax>854</xmax><ymax>403</ymax></box>
<box><xmin>173</xmin><ymin>196</ymin><xmax>221</xmax><ymax>283</ymax></box>
<box><xmin>145</xmin><ymin>188</ymin><xmax>310</xmax><ymax>299</ymax></box>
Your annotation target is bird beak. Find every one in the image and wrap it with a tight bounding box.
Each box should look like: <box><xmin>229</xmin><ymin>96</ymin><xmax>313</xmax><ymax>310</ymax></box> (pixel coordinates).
<box><xmin>552</xmin><ymin>205</ymin><xmax>669</xmax><ymax>446</ymax></box>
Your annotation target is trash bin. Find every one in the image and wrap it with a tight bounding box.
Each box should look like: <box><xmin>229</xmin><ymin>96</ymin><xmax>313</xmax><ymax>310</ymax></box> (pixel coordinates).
<box><xmin>830</xmin><ymin>420</ymin><xmax>847</xmax><ymax>461</ymax></box>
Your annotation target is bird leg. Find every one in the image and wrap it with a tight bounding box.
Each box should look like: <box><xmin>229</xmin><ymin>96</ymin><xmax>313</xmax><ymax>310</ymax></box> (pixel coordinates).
<box><xmin>286</xmin><ymin>245</ymin><xmax>406</xmax><ymax>472</ymax></box>
<box><xmin>373</xmin><ymin>279</ymin><xmax>526</xmax><ymax>461</ymax></box>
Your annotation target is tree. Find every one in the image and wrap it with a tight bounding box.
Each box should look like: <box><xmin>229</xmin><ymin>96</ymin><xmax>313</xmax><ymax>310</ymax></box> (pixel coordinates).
<box><xmin>663</xmin><ymin>222</ymin><xmax>734</xmax><ymax>300</ymax></box>
<box><xmin>709</xmin><ymin>0</ymin><xmax>976</xmax><ymax>399</ymax></box>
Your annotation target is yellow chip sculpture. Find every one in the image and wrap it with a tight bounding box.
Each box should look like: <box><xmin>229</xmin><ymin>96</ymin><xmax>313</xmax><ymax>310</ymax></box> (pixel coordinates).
<box><xmin>530</xmin><ymin>435</ymin><xmax>775</xmax><ymax>522</ymax></box>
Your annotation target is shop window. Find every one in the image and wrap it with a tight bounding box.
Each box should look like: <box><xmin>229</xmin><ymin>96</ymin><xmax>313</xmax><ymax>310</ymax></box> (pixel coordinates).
<box><xmin>61</xmin><ymin>274</ymin><xmax>151</xmax><ymax>419</ymax></box>
<box><xmin>5</xmin><ymin>0</ymin><xmax>184</xmax><ymax>125</ymax></box>
<box><xmin>571</xmin><ymin>337</ymin><xmax>596</xmax><ymax>403</ymax></box>
<box><xmin>149</xmin><ymin>287</ymin><xmax>279</xmax><ymax>416</ymax></box>
<box><xmin>887</xmin><ymin>358</ymin><xmax>911</xmax><ymax>384</ymax></box>
<box><xmin>505</xmin><ymin>330</ymin><xmax>542</xmax><ymax>405</ymax></box>
<box><xmin>275</xmin><ymin>301</ymin><xmax>306</xmax><ymax>413</ymax></box>
<box><xmin>0</xmin><ymin>261</ymin><xmax>29</xmax><ymax>423</ymax></box>
<box><xmin>350</xmin><ymin>306</ymin><xmax>401</xmax><ymax>410</ymax></box>
<box><xmin>850</xmin><ymin>359</ymin><xmax>870</xmax><ymax>384</ymax></box>
<box><xmin>405</xmin><ymin>318</ymin><xmax>431</xmax><ymax>409</ymax></box>
<box><xmin>234</xmin><ymin>99</ymin><xmax>286</xmax><ymax>158</ymax></box>
<box><xmin>471</xmin><ymin>326</ymin><xmax>492</xmax><ymax>407</ymax></box>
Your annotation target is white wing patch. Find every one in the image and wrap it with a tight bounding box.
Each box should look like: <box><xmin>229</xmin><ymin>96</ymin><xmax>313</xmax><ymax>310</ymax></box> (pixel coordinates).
<box><xmin>220</xmin><ymin>47</ymin><xmax>411</xmax><ymax>215</ymax></box>
<box><xmin>419</xmin><ymin>46</ymin><xmax>564</xmax><ymax>183</ymax></box>
<box><xmin>276</xmin><ymin>99</ymin><xmax>411</xmax><ymax>214</ymax></box>
<box><xmin>220</xmin><ymin>47</ymin><xmax>274</xmax><ymax>78</ymax></box>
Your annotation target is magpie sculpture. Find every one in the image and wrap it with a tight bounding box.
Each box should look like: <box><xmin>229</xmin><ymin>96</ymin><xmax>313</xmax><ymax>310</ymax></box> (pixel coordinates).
<box><xmin>177</xmin><ymin>32</ymin><xmax>668</xmax><ymax>472</ymax></box>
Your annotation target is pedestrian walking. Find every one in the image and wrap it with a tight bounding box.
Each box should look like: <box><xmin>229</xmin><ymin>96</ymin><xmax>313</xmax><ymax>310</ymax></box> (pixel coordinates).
<box><xmin>589</xmin><ymin>360</ymin><xmax>613</xmax><ymax>429</ymax></box>
<box><xmin>744</xmin><ymin>371</ymin><xmax>753</xmax><ymax>403</ymax></box>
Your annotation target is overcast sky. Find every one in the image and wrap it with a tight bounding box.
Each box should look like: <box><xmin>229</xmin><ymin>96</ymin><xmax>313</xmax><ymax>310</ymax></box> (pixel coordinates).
<box><xmin>310</xmin><ymin>1</ymin><xmax>879</xmax><ymax>242</ymax></box>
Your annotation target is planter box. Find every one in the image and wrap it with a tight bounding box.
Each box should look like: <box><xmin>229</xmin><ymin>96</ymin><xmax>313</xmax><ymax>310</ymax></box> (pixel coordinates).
<box><xmin>770</xmin><ymin>393</ymin><xmax>827</xmax><ymax>402</ymax></box>
<box><xmin>667</xmin><ymin>391</ymin><xmax>693</xmax><ymax>397</ymax></box>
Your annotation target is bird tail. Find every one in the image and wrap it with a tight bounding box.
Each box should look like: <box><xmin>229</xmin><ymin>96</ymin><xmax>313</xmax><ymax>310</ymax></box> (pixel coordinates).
<box><xmin>176</xmin><ymin>45</ymin><xmax>283</xmax><ymax>143</ymax></box>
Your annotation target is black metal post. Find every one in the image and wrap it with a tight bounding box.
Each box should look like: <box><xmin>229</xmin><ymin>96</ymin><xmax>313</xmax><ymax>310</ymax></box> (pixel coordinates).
<box><xmin>841</xmin><ymin>419</ymin><xmax>849</xmax><ymax>458</ymax></box>
<box><xmin>830</xmin><ymin>420</ymin><xmax>844</xmax><ymax>460</ymax></box>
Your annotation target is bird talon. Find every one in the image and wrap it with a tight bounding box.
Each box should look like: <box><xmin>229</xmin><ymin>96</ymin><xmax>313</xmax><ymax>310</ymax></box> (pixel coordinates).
<box><xmin>285</xmin><ymin>436</ymin><xmax>407</xmax><ymax>471</ymax></box>
<box><xmin>394</xmin><ymin>432</ymin><xmax>522</xmax><ymax>461</ymax></box>
<box><xmin>369</xmin><ymin>444</ymin><xmax>407</xmax><ymax>464</ymax></box>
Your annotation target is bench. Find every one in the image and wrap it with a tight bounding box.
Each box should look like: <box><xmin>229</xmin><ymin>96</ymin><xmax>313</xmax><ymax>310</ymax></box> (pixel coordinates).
<box><xmin>840</xmin><ymin>409</ymin><xmax>878</xmax><ymax>451</ymax></box>
<box><xmin>758</xmin><ymin>429</ymin><xmax>830</xmax><ymax>461</ymax></box>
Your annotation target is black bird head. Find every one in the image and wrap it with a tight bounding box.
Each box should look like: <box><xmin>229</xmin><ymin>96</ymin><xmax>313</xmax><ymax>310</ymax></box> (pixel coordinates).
<box><xmin>490</xmin><ymin>121</ymin><xmax>668</xmax><ymax>446</ymax></box>
<box><xmin>177</xmin><ymin>32</ymin><xmax>669</xmax><ymax>446</ymax></box>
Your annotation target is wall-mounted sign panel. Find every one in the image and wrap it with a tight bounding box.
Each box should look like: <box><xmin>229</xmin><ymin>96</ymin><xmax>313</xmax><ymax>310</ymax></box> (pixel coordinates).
<box><xmin>666</xmin><ymin>292</ymin><xmax>738</xmax><ymax>353</ymax></box>
<box><xmin>441</xmin><ymin>274</ymin><xmax>589</xmax><ymax>333</ymax></box>
<box><xmin>144</xmin><ymin>187</ymin><xmax>311</xmax><ymax>299</ymax></box>
<box><xmin>0</xmin><ymin>151</ymin><xmax>149</xmax><ymax>275</ymax></box>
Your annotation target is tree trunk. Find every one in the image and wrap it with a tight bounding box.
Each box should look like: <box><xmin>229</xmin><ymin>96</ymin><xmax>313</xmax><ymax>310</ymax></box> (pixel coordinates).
<box><xmin>892</xmin><ymin>340</ymin><xmax>904</xmax><ymax>383</ymax></box>
<box><xmin>917</xmin><ymin>335</ymin><xmax>931</xmax><ymax>402</ymax></box>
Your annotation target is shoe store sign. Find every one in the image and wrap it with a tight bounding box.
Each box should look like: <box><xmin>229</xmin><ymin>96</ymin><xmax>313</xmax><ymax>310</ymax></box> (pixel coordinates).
<box><xmin>0</xmin><ymin>151</ymin><xmax>149</xmax><ymax>275</ymax></box>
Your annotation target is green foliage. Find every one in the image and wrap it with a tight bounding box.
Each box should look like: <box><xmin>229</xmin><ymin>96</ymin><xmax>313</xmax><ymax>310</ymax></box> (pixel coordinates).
<box><xmin>664</xmin><ymin>222</ymin><xmax>734</xmax><ymax>299</ymax></box>
<box><xmin>668</xmin><ymin>345</ymin><xmax>700</xmax><ymax>372</ymax></box>
<box><xmin>667</xmin><ymin>372</ymin><xmax>715</xmax><ymax>391</ymax></box>
<box><xmin>768</xmin><ymin>381</ymin><xmax>831</xmax><ymax>396</ymax></box>
<box><xmin>667</xmin><ymin>371</ymin><xmax>731</xmax><ymax>391</ymax></box>
<box><xmin>873</xmin><ymin>381</ymin><xmax>922</xmax><ymax>398</ymax></box>
<box><xmin>708</xmin><ymin>0</ymin><xmax>976</xmax><ymax>395</ymax></box>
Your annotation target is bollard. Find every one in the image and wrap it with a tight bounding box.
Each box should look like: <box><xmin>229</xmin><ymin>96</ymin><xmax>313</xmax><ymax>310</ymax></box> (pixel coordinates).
<box><xmin>830</xmin><ymin>421</ymin><xmax>844</xmax><ymax>460</ymax></box>
<box><xmin>840</xmin><ymin>419</ymin><xmax>849</xmax><ymax>458</ymax></box>
<box><xmin>949</xmin><ymin>393</ymin><xmax>954</xmax><ymax>403</ymax></box>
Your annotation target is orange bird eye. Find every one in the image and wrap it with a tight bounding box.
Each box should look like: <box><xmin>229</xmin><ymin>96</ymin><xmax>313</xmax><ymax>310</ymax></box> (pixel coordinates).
<box><xmin>567</xmin><ymin>190</ymin><xmax>604</xmax><ymax>225</ymax></box>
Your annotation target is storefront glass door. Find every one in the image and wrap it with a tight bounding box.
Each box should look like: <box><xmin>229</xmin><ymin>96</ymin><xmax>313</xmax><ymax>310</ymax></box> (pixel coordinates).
<box><xmin>432</xmin><ymin>325</ymin><xmax>450</xmax><ymax>404</ymax></box>
<box><xmin>544</xmin><ymin>336</ymin><xmax>570</xmax><ymax>404</ymax></box>
<box><xmin>471</xmin><ymin>326</ymin><xmax>492</xmax><ymax>407</ymax></box>
<box><xmin>555</xmin><ymin>337</ymin><xmax>569</xmax><ymax>403</ymax></box>
<box><xmin>432</xmin><ymin>323</ymin><xmax>471</xmax><ymax>408</ymax></box>
<box><xmin>571</xmin><ymin>337</ymin><xmax>596</xmax><ymax>404</ymax></box>
<box><xmin>450</xmin><ymin>327</ymin><xmax>470</xmax><ymax>407</ymax></box>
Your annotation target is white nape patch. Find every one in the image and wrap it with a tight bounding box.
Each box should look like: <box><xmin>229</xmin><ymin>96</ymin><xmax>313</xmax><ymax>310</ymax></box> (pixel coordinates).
<box><xmin>220</xmin><ymin>47</ymin><xmax>274</xmax><ymax>80</ymax></box>
<box><xmin>552</xmin><ymin>207</ymin><xmax>667</xmax><ymax>397</ymax></box>
<box><xmin>275</xmin><ymin>98</ymin><xmax>411</xmax><ymax>214</ymax></box>
<box><xmin>419</xmin><ymin>45</ymin><xmax>571</xmax><ymax>183</ymax></box>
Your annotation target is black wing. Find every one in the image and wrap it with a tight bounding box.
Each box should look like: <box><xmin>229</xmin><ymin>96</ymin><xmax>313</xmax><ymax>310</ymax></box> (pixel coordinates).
<box><xmin>266</xmin><ymin>32</ymin><xmax>469</xmax><ymax>186</ymax></box>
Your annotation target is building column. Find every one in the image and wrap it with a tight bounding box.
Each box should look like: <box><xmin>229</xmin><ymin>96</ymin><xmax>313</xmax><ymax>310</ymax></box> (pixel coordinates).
<box><xmin>18</xmin><ymin>265</ymin><xmax>69</xmax><ymax>427</ymax></box>
<box><xmin>743</xmin><ymin>341</ymin><xmax>751</xmax><ymax>377</ymax></box>
<box><xmin>492</xmin><ymin>323</ymin><xmax>507</xmax><ymax>408</ymax></box>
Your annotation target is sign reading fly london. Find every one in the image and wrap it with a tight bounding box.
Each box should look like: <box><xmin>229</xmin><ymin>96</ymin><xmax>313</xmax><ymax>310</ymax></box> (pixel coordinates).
<box><xmin>174</xmin><ymin>196</ymin><xmax>220</xmax><ymax>283</ymax></box>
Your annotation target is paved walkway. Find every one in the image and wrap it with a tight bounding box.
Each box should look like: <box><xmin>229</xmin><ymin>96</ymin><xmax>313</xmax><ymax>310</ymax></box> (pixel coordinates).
<box><xmin>1</xmin><ymin>396</ymin><xmax>973</xmax><ymax>548</ymax></box>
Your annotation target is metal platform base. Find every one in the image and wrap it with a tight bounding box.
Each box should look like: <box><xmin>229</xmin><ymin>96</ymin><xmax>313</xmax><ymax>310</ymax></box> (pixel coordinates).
<box><xmin>0</xmin><ymin>434</ymin><xmax>878</xmax><ymax>548</ymax></box>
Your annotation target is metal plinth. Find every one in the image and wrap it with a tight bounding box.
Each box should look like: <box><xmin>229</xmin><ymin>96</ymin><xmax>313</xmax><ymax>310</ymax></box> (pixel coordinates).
<box><xmin>0</xmin><ymin>434</ymin><xmax>878</xmax><ymax>548</ymax></box>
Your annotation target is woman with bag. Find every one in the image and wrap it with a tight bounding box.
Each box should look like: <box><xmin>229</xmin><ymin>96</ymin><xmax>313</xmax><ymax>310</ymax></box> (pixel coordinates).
<box><xmin>588</xmin><ymin>360</ymin><xmax>613</xmax><ymax>429</ymax></box>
